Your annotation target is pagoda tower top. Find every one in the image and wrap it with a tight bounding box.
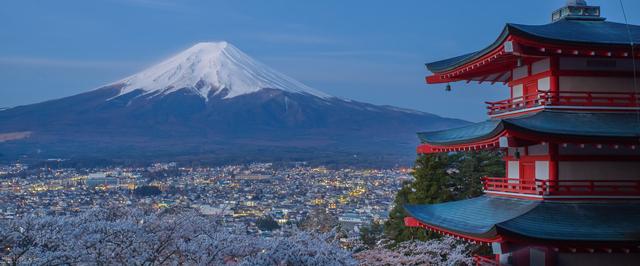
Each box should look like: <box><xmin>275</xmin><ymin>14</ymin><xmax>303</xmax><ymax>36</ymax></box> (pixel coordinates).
<box><xmin>552</xmin><ymin>0</ymin><xmax>603</xmax><ymax>22</ymax></box>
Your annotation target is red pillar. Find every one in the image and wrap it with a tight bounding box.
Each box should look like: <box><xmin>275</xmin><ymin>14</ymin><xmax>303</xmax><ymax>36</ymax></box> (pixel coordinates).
<box><xmin>548</xmin><ymin>143</ymin><xmax>559</xmax><ymax>193</ymax></box>
<box><xmin>549</xmin><ymin>56</ymin><xmax>560</xmax><ymax>105</ymax></box>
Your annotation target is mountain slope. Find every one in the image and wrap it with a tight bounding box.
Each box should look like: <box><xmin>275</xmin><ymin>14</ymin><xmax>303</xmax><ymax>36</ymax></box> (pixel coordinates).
<box><xmin>113</xmin><ymin>41</ymin><xmax>330</xmax><ymax>100</ymax></box>
<box><xmin>0</xmin><ymin>42</ymin><xmax>467</xmax><ymax>165</ymax></box>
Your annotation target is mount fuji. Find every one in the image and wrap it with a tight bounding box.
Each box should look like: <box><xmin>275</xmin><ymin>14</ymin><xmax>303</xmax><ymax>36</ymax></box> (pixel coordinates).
<box><xmin>0</xmin><ymin>42</ymin><xmax>467</xmax><ymax>165</ymax></box>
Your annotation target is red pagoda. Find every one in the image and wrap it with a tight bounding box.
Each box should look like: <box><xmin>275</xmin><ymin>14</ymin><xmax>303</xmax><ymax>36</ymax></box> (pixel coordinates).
<box><xmin>404</xmin><ymin>1</ymin><xmax>640</xmax><ymax>265</ymax></box>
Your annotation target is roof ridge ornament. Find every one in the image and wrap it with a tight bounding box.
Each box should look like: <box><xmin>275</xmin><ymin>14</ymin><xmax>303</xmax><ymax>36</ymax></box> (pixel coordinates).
<box><xmin>552</xmin><ymin>0</ymin><xmax>604</xmax><ymax>22</ymax></box>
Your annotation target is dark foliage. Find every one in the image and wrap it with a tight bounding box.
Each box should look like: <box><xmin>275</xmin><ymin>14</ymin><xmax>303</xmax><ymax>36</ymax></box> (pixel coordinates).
<box><xmin>256</xmin><ymin>216</ymin><xmax>280</xmax><ymax>231</ymax></box>
<box><xmin>384</xmin><ymin>150</ymin><xmax>504</xmax><ymax>244</ymax></box>
<box><xmin>359</xmin><ymin>222</ymin><xmax>385</xmax><ymax>249</ymax></box>
<box><xmin>133</xmin><ymin>185</ymin><xmax>162</xmax><ymax>197</ymax></box>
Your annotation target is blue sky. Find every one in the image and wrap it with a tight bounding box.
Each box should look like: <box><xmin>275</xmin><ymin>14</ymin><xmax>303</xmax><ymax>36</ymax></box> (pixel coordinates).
<box><xmin>1</xmin><ymin>0</ymin><xmax>638</xmax><ymax>121</ymax></box>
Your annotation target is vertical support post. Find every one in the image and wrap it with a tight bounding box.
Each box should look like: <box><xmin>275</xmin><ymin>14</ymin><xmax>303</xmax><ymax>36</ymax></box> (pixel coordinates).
<box><xmin>549</xmin><ymin>56</ymin><xmax>560</xmax><ymax>105</ymax></box>
<box><xmin>548</xmin><ymin>143</ymin><xmax>559</xmax><ymax>194</ymax></box>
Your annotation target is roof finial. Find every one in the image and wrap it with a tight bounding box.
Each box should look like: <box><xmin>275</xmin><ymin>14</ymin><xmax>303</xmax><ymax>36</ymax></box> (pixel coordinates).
<box><xmin>552</xmin><ymin>0</ymin><xmax>603</xmax><ymax>22</ymax></box>
<box><xmin>567</xmin><ymin>0</ymin><xmax>587</xmax><ymax>7</ymax></box>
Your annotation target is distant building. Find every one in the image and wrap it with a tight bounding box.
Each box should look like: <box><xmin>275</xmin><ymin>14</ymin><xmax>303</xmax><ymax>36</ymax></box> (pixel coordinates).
<box><xmin>338</xmin><ymin>213</ymin><xmax>367</xmax><ymax>232</ymax></box>
<box><xmin>86</xmin><ymin>172</ymin><xmax>119</xmax><ymax>188</ymax></box>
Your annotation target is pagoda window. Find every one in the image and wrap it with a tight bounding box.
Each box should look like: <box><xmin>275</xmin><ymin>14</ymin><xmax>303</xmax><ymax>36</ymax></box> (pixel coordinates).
<box><xmin>559</xmin><ymin>57</ymin><xmax>633</xmax><ymax>72</ymax></box>
<box><xmin>507</xmin><ymin>161</ymin><xmax>520</xmax><ymax>179</ymax></box>
<box><xmin>559</xmin><ymin>161</ymin><xmax>640</xmax><ymax>180</ymax></box>
<box><xmin>530</xmin><ymin>248</ymin><xmax>547</xmax><ymax>266</ymax></box>
<box><xmin>512</xmin><ymin>84</ymin><xmax>524</xmax><ymax>99</ymax></box>
<box><xmin>586</xmin><ymin>59</ymin><xmax>617</xmax><ymax>69</ymax></box>
<box><xmin>512</xmin><ymin>65</ymin><xmax>529</xmax><ymax>80</ymax></box>
<box><xmin>535</xmin><ymin>161</ymin><xmax>550</xmax><ymax>180</ymax></box>
<box><xmin>558</xmin><ymin>76</ymin><xmax>637</xmax><ymax>93</ymax></box>
<box><xmin>527</xmin><ymin>144</ymin><xmax>549</xmax><ymax>155</ymax></box>
<box><xmin>537</xmin><ymin>77</ymin><xmax>551</xmax><ymax>91</ymax></box>
<box><xmin>531</xmin><ymin>58</ymin><xmax>551</xmax><ymax>75</ymax></box>
<box><xmin>507</xmin><ymin>147</ymin><xmax>526</xmax><ymax>157</ymax></box>
<box><xmin>559</xmin><ymin>143</ymin><xmax>640</xmax><ymax>156</ymax></box>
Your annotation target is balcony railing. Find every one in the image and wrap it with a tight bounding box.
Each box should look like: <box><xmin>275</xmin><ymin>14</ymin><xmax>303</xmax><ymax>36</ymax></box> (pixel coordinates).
<box><xmin>473</xmin><ymin>255</ymin><xmax>498</xmax><ymax>266</ymax></box>
<box><xmin>486</xmin><ymin>90</ymin><xmax>640</xmax><ymax>115</ymax></box>
<box><xmin>482</xmin><ymin>177</ymin><xmax>640</xmax><ymax>197</ymax></box>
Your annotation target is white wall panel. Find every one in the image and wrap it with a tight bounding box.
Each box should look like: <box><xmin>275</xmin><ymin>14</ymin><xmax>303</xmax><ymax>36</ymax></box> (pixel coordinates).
<box><xmin>535</xmin><ymin>161</ymin><xmax>549</xmax><ymax>180</ymax></box>
<box><xmin>508</xmin><ymin>161</ymin><xmax>520</xmax><ymax>178</ymax></box>
<box><xmin>532</xmin><ymin>58</ymin><xmax>550</xmax><ymax>74</ymax></box>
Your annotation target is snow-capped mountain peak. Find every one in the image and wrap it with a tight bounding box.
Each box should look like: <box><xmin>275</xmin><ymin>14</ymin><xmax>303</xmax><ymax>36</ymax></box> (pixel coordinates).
<box><xmin>110</xmin><ymin>41</ymin><xmax>332</xmax><ymax>100</ymax></box>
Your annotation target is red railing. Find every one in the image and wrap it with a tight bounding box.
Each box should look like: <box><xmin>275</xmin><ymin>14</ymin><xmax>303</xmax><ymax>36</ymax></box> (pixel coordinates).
<box><xmin>482</xmin><ymin>177</ymin><xmax>640</xmax><ymax>197</ymax></box>
<box><xmin>486</xmin><ymin>90</ymin><xmax>640</xmax><ymax>115</ymax></box>
<box><xmin>473</xmin><ymin>255</ymin><xmax>498</xmax><ymax>266</ymax></box>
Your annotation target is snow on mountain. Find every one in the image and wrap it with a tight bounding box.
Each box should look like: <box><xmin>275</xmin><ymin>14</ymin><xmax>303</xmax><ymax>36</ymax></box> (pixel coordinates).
<box><xmin>110</xmin><ymin>41</ymin><xmax>332</xmax><ymax>100</ymax></box>
<box><xmin>0</xmin><ymin>41</ymin><xmax>470</xmax><ymax>163</ymax></box>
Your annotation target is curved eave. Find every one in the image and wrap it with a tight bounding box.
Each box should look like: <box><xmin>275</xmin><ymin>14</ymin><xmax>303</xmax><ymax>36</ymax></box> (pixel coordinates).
<box><xmin>404</xmin><ymin>216</ymin><xmax>501</xmax><ymax>244</ymax></box>
<box><xmin>417</xmin><ymin>119</ymin><xmax>503</xmax><ymax>145</ymax></box>
<box><xmin>403</xmin><ymin>196</ymin><xmax>538</xmax><ymax>242</ymax></box>
<box><xmin>417</xmin><ymin>117</ymin><xmax>507</xmax><ymax>153</ymax></box>
<box><xmin>426</xmin><ymin>26</ymin><xmax>511</xmax><ymax>73</ymax></box>
<box><xmin>504</xmin><ymin>111</ymin><xmax>640</xmax><ymax>142</ymax></box>
<box><xmin>503</xmin><ymin>121</ymin><xmax>640</xmax><ymax>145</ymax></box>
<box><xmin>417</xmin><ymin>111</ymin><xmax>640</xmax><ymax>154</ymax></box>
<box><xmin>507</xmin><ymin>19</ymin><xmax>640</xmax><ymax>48</ymax></box>
<box><xmin>425</xmin><ymin>19</ymin><xmax>640</xmax><ymax>84</ymax></box>
<box><xmin>495</xmin><ymin>201</ymin><xmax>640</xmax><ymax>243</ymax></box>
<box><xmin>405</xmin><ymin>197</ymin><xmax>640</xmax><ymax>245</ymax></box>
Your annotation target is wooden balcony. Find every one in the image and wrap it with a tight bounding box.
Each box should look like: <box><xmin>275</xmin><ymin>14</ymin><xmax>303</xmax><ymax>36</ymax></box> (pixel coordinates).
<box><xmin>473</xmin><ymin>255</ymin><xmax>498</xmax><ymax>266</ymax></box>
<box><xmin>482</xmin><ymin>177</ymin><xmax>640</xmax><ymax>197</ymax></box>
<box><xmin>486</xmin><ymin>90</ymin><xmax>640</xmax><ymax>115</ymax></box>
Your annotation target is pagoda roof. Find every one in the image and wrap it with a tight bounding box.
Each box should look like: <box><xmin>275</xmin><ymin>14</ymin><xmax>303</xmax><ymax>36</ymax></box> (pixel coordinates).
<box><xmin>418</xmin><ymin>111</ymin><xmax>640</xmax><ymax>148</ymax></box>
<box><xmin>426</xmin><ymin>18</ymin><xmax>640</xmax><ymax>73</ymax></box>
<box><xmin>405</xmin><ymin>196</ymin><xmax>640</xmax><ymax>243</ymax></box>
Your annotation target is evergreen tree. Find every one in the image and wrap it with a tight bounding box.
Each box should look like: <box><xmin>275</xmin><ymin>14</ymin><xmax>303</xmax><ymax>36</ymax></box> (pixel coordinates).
<box><xmin>384</xmin><ymin>150</ymin><xmax>504</xmax><ymax>244</ymax></box>
<box><xmin>256</xmin><ymin>216</ymin><xmax>280</xmax><ymax>231</ymax></box>
<box><xmin>408</xmin><ymin>153</ymin><xmax>454</xmax><ymax>204</ymax></box>
<box><xmin>359</xmin><ymin>222</ymin><xmax>384</xmax><ymax>248</ymax></box>
<box><xmin>452</xmin><ymin>151</ymin><xmax>505</xmax><ymax>199</ymax></box>
<box><xmin>384</xmin><ymin>153</ymin><xmax>451</xmax><ymax>243</ymax></box>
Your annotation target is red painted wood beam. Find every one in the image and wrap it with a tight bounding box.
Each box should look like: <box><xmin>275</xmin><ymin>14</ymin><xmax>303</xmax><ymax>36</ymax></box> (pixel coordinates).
<box><xmin>426</xmin><ymin>33</ymin><xmax>640</xmax><ymax>84</ymax></box>
<box><xmin>511</xmin><ymin>35</ymin><xmax>640</xmax><ymax>59</ymax></box>
<box><xmin>417</xmin><ymin>126</ymin><xmax>640</xmax><ymax>155</ymax></box>
<box><xmin>404</xmin><ymin>216</ymin><xmax>501</xmax><ymax>244</ymax></box>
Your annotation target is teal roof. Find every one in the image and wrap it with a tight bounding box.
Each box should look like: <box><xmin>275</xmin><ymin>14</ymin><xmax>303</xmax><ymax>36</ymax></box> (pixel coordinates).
<box><xmin>418</xmin><ymin>111</ymin><xmax>640</xmax><ymax>145</ymax></box>
<box><xmin>508</xmin><ymin>19</ymin><xmax>640</xmax><ymax>46</ymax></box>
<box><xmin>405</xmin><ymin>196</ymin><xmax>640</xmax><ymax>242</ymax></box>
<box><xmin>417</xmin><ymin>119</ymin><xmax>502</xmax><ymax>145</ymax></box>
<box><xmin>498</xmin><ymin>201</ymin><xmax>640</xmax><ymax>242</ymax></box>
<box><xmin>404</xmin><ymin>196</ymin><xmax>537</xmax><ymax>238</ymax></box>
<box><xmin>426</xmin><ymin>18</ymin><xmax>640</xmax><ymax>73</ymax></box>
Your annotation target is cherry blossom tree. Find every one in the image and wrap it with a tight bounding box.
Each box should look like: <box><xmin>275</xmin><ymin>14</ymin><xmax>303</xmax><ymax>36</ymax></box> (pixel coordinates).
<box><xmin>0</xmin><ymin>206</ymin><xmax>473</xmax><ymax>266</ymax></box>
<box><xmin>353</xmin><ymin>237</ymin><xmax>475</xmax><ymax>266</ymax></box>
<box><xmin>0</xmin><ymin>207</ymin><xmax>352</xmax><ymax>266</ymax></box>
